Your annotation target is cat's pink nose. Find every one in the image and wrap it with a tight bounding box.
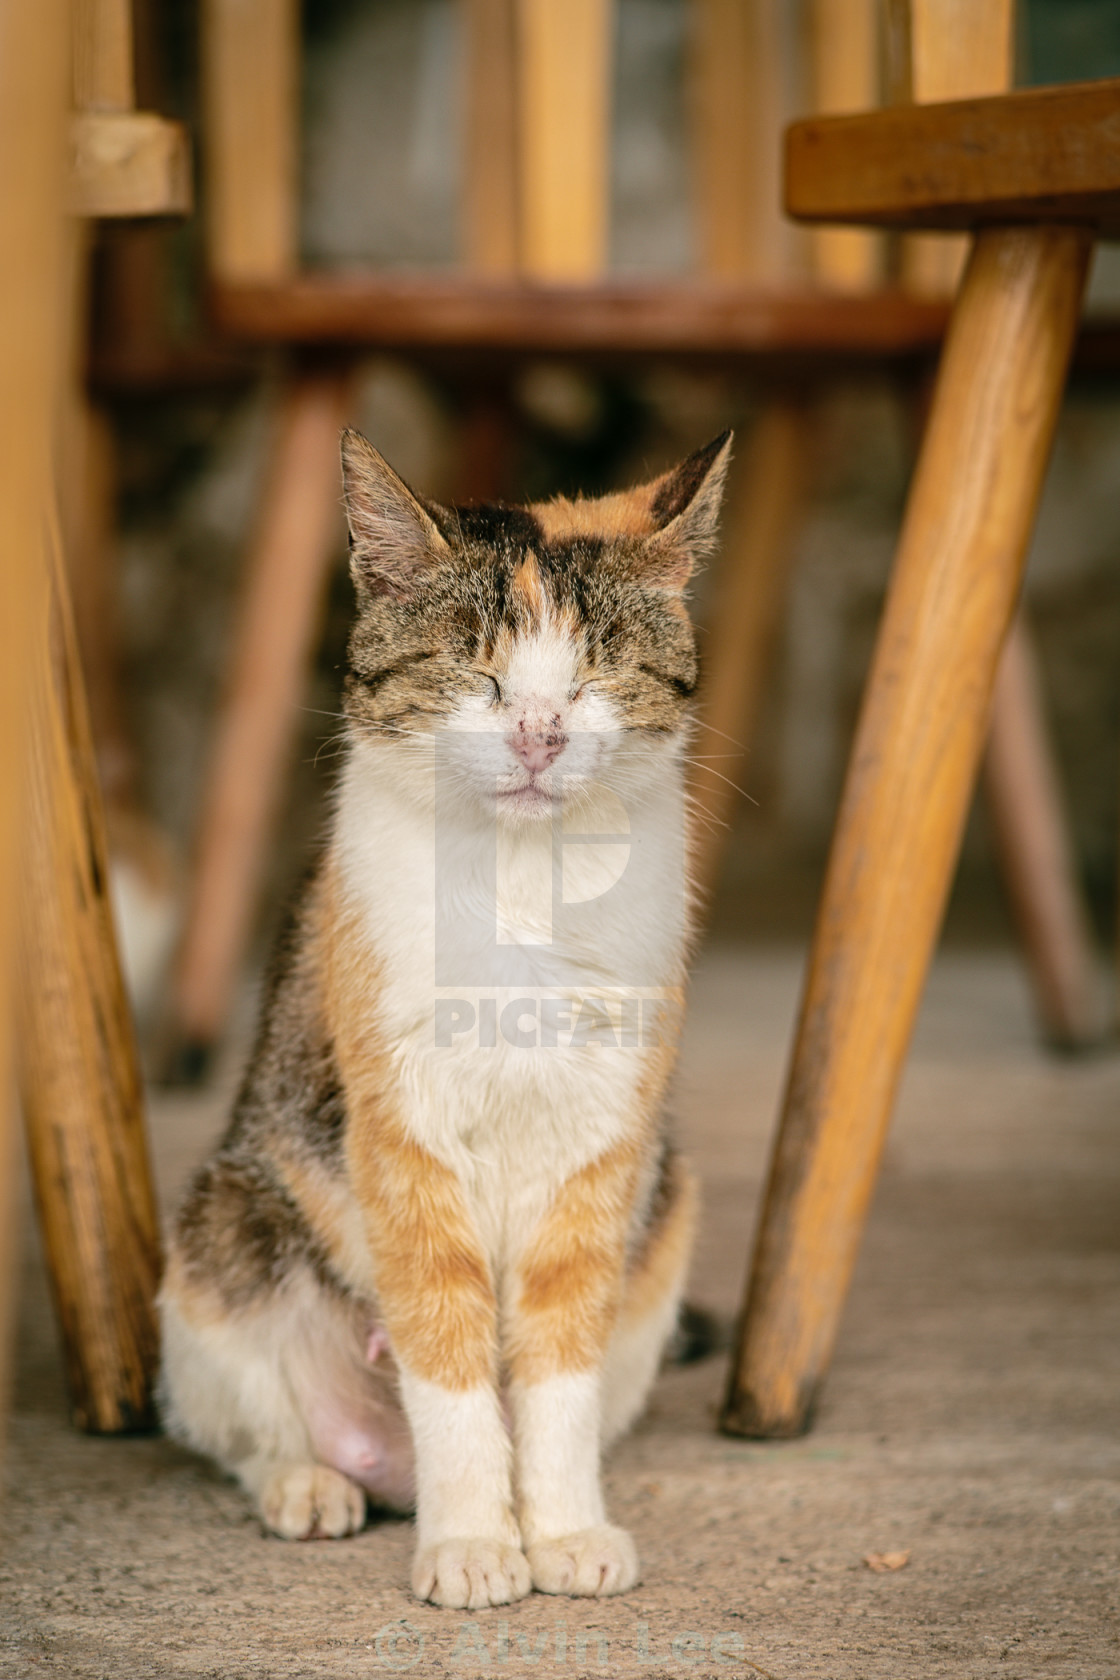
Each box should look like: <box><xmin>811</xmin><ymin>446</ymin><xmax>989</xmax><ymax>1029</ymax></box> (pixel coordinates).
<box><xmin>509</xmin><ymin>721</ymin><xmax>567</xmax><ymax>774</ymax></box>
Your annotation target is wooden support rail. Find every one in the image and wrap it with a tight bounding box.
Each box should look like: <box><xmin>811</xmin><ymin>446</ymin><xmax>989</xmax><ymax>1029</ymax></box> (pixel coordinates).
<box><xmin>211</xmin><ymin>274</ymin><xmax>952</xmax><ymax>356</ymax></box>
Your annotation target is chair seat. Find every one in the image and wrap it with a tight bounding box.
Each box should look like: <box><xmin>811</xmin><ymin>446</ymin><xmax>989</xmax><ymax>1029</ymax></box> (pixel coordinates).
<box><xmin>786</xmin><ymin>77</ymin><xmax>1120</xmax><ymax>235</ymax></box>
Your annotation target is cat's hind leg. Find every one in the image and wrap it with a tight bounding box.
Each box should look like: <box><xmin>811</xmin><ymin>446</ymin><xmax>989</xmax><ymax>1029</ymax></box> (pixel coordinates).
<box><xmin>158</xmin><ymin>1258</ymin><xmax>412</xmax><ymax>1539</ymax></box>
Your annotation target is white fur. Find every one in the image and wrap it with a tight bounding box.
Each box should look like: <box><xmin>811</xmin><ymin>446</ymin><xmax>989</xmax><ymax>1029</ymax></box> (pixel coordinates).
<box><xmin>400</xmin><ymin>1374</ymin><xmax>530</xmax><ymax>1608</ymax></box>
<box><xmin>511</xmin><ymin>1371</ymin><xmax>605</xmax><ymax>1544</ymax></box>
<box><xmin>399</xmin><ymin>1374</ymin><xmax>519</xmax><ymax>1547</ymax></box>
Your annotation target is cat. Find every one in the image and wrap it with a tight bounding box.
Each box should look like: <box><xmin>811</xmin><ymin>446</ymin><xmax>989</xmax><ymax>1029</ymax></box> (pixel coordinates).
<box><xmin>158</xmin><ymin>426</ymin><xmax>731</xmax><ymax>1610</ymax></box>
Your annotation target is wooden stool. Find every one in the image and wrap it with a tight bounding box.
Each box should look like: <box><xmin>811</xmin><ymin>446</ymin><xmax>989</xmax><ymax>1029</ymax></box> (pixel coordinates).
<box><xmin>722</xmin><ymin>69</ymin><xmax>1117</xmax><ymax>1439</ymax></box>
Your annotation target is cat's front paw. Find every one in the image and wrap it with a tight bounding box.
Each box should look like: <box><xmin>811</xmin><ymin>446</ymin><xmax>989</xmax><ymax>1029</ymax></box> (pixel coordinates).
<box><xmin>412</xmin><ymin>1539</ymin><xmax>532</xmax><ymax>1609</ymax></box>
<box><xmin>260</xmin><ymin>1464</ymin><xmax>366</xmax><ymax>1540</ymax></box>
<box><xmin>527</xmin><ymin>1525</ymin><xmax>640</xmax><ymax>1597</ymax></box>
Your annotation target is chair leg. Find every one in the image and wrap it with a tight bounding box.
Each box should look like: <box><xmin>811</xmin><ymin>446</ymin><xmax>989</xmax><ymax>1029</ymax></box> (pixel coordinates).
<box><xmin>722</xmin><ymin>224</ymin><xmax>1093</xmax><ymax>1439</ymax></box>
<box><xmin>0</xmin><ymin>0</ymin><xmax>70</xmax><ymax>1456</ymax></box>
<box><xmin>18</xmin><ymin>523</ymin><xmax>162</xmax><ymax>1434</ymax></box>
<box><xmin>690</xmin><ymin>398</ymin><xmax>807</xmax><ymax>900</ymax></box>
<box><xmin>170</xmin><ymin>367</ymin><xmax>352</xmax><ymax>1069</ymax></box>
<box><xmin>983</xmin><ymin>613</ymin><xmax>1102</xmax><ymax>1049</ymax></box>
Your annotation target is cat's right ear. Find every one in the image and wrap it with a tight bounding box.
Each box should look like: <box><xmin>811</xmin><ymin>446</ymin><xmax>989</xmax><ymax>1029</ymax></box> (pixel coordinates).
<box><xmin>340</xmin><ymin>429</ymin><xmax>450</xmax><ymax>599</ymax></box>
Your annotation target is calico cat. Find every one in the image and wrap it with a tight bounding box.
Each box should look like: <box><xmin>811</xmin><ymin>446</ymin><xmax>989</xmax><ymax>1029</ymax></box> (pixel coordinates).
<box><xmin>158</xmin><ymin>427</ymin><xmax>731</xmax><ymax>1609</ymax></box>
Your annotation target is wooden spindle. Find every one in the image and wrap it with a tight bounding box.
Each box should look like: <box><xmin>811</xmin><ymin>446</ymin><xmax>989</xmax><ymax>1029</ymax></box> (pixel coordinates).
<box><xmin>692</xmin><ymin>0</ymin><xmax>787</xmax><ymax>284</ymax></box>
<box><xmin>809</xmin><ymin>0</ymin><xmax>882</xmax><ymax>291</ymax></box>
<box><xmin>463</xmin><ymin>0</ymin><xmax>520</xmax><ymax>274</ymax></box>
<box><xmin>516</xmin><ymin>0</ymin><xmax>612</xmax><ymax>279</ymax></box>
<box><xmin>893</xmin><ymin>0</ymin><xmax>1015</xmax><ymax>296</ymax></box>
<box><xmin>203</xmin><ymin>0</ymin><xmax>299</xmax><ymax>282</ymax></box>
<box><xmin>691</xmin><ymin>404</ymin><xmax>806</xmax><ymax>898</ymax></box>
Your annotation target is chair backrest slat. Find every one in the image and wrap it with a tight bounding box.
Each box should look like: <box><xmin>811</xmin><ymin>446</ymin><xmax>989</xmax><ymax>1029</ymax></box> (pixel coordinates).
<box><xmin>897</xmin><ymin>0</ymin><xmax>1016</xmax><ymax>294</ymax></box>
<box><xmin>463</xmin><ymin>0</ymin><xmax>521</xmax><ymax>275</ymax></box>
<box><xmin>691</xmin><ymin>0</ymin><xmax>787</xmax><ymax>283</ymax></box>
<box><xmin>515</xmin><ymin>0</ymin><xmax>613</xmax><ymax>280</ymax></box>
<box><xmin>72</xmin><ymin>0</ymin><xmax>134</xmax><ymax>111</ymax></box>
<box><xmin>809</xmin><ymin>0</ymin><xmax>883</xmax><ymax>291</ymax></box>
<box><xmin>203</xmin><ymin>0</ymin><xmax>299</xmax><ymax>283</ymax></box>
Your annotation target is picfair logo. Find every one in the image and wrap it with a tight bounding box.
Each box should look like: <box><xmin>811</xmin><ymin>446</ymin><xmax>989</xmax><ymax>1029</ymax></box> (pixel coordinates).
<box><xmin>433</xmin><ymin>735</ymin><xmax>685</xmax><ymax>989</ymax></box>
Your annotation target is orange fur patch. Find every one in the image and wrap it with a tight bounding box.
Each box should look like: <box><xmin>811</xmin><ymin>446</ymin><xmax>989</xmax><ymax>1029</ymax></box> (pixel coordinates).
<box><xmin>507</xmin><ymin>1137</ymin><xmax>642</xmax><ymax>1384</ymax></box>
<box><xmin>530</xmin><ymin>483</ymin><xmax>664</xmax><ymax>543</ymax></box>
<box><xmin>347</xmin><ymin>1113</ymin><xmax>497</xmax><ymax>1391</ymax></box>
<box><xmin>506</xmin><ymin>1036</ymin><xmax>677</xmax><ymax>1385</ymax></box>
<box><xmin>507</xmin><ymin>1041</ymin><xmax>675</xmax><ymax>1370</ymax></box>
<box><xmin>319</xmin><ymin>867</ymin><xmax>498</xmax><ymax>1392</ymax></box>
<box><xmin>510</xmin><ymin>552</ymin><xmax>545</xmax><ymax>617</ymax></box>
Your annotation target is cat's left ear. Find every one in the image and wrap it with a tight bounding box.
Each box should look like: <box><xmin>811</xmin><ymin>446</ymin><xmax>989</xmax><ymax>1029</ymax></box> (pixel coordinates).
<box><xmin>341</xmin><ymin>429</ymin><xmax>451</xmax><ymax>599</ymax></box>
<box><xmin>637</xmin><ymin>430</ymin><xmax>733</xmax><ymax>591</ymax></box>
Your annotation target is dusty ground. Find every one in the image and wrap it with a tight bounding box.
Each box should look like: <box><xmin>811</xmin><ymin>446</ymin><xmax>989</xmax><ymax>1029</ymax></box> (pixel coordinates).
<box><xmin>2</xmin><ymin>945</ymin><xmax>1118</xmax><ymax>1680</ymax></box>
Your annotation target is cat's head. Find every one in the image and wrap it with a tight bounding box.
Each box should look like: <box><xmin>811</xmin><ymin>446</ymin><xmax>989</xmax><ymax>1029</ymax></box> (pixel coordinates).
<box><xmin>340</xmin><ymin>428</ymin><xmax>731</xmax><ymax>824</ymax></box>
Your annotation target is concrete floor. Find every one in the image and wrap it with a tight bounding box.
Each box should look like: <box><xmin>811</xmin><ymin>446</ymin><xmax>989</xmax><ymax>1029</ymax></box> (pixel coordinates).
<box><xmin>2</xmin><ymin>945</ymin><xmax>1119</xmax><ymax>1679</ymax></box>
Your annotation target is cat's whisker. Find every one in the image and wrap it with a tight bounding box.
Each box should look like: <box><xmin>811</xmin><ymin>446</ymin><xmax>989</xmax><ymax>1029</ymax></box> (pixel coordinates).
<box><xmin>682</xmin><ymin>759</ymin><xmax>759</xmax><ymax>806</ymax></box>
<box><xmin>680</xmin><ymin>789</ymin><xmax>730</xmax><ymax>837</ymax></box>
<box><xmin>312</xmin><ymin>733</ymin><xmax>350</xmax><ymax>769</ymax></box>
<box><xmin>690</xmin><ymin>720</ymin><xmax>746</xmax><ymax>750</ymax></box>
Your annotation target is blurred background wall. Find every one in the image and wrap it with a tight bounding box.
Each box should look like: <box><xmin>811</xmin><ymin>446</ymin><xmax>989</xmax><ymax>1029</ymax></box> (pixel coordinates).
<box><xmin>90</xmin><ymin>0</ymin><xmax>1120</xmax><ymax>1022</ymax></box>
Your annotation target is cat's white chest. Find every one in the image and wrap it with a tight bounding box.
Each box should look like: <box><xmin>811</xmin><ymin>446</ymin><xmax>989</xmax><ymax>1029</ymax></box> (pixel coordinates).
<box><xmin>335</xmin><ymin>745</ymin><xmax>687</xmax><ymax>1187</ymax></box>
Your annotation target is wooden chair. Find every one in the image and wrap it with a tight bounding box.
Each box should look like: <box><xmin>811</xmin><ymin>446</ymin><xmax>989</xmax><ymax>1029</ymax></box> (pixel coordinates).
<box><xmin>170</xmin><ymin>0</ymin><xmax>1107</xmax><ymax>1072</ymax></box>
<box><xmin>166</xmin><ymin>0</ymin><xmax>956</xmax><ymax>1070</ymax></box>
<box><xmin>722</xmin><ymin>17</ymin><xmax>1118</xmax><ymax>1439</ymax></box>
<box><xmin>0</xmin><ymin>0</ymin><xmax>188</xmax><ymax>1441</ymax></box>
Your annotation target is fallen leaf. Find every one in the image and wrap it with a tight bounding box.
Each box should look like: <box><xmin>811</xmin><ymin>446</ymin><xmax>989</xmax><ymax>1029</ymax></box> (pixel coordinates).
<box><xmin>863</xmin><ymin>1550</ymin><xmax>911</xmax><ymax>1573</ymax></box>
